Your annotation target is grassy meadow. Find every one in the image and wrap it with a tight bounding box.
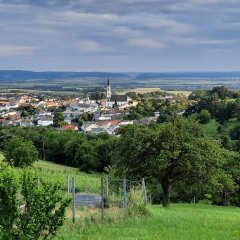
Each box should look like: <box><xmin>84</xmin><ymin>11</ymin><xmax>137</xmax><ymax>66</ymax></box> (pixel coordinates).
<box><xmin>115</xmin><ymin>88</ymin><xmax>192</xmax><ymax>96</ymax></box>
<box><xmin>202</xmin><ymin>119</ymin><xmax>240</xmax><ymax>139</ymax></box>
<box><xmin>1</xmin><ymin>152</ymin><xmax>240</xmax><ymax>239</ymax></box>
<box><xmin>0</xmin><ymin>153</ymin><xmax>101</xmax><ymax>194</ymax></box>
<box><xmin>34</xmin><ymin>160</ymin><xmax>101</xmax><ymax>193</ymax></box>
<box><xmin>55</xmin><ymin>204</ymin><xmax>240</xmax><ymax>240</ymax></box>
<box><xmin>115</xmin><ymin>88</ymin><xmax>161</xmax><ymax>94</ymax></box>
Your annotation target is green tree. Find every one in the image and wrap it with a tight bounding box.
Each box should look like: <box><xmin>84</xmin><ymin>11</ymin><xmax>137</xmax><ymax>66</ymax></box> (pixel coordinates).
<box><xmin>196</xmin><ymin>110</ymin><xmax>211</xmax><ymax>124</ymax></box>
<box><xmin>126</xmin><ymin>92</ymin><xmax>139</xmax><ymax>100</ymax></box>
<box><xmin>211</xmin><ymin>86</ymin><xmax>231</xmax><ymax>99</ymax></box>
<box><xmin>44</xmin><ymin>131</ymin><xmax>70</xmax><ymax>165</ymax></box>
<box><xmin>188</xmin><ymin>89</ymin><xmax>208</xmax><ymax>101</ymax></box>
<box><xmin>4</xmin><ymin>137</ymin><xmax>38</xmax><ymax>167</ymax></box>
<box><xmin>113</xmin><ymin>117</ymin><xmax>224</xmax><ymax>207</ymax></box>
<box><xmin>229</xmin><ymin>124</ymin><xmax>240</xmax><ymax>140</ymax></box>
<box><xmin>74</xmin><ymin>139</ymin><xmax>99</xmax><ymax>172</ymax></box>
<box><xmin>157</xmin><ymin>105</ymin><xmax>178</xmax><ymax>123</ymax></box>
<box><xmin>53</xmin><ymin>112</ymin><xmax>64</xmax><ymax>127</ymax></box>
<box><xmin>0</xmin><ymin>165</ymin><xmax>70</xmax><ymax>240</ymax></box>
<box><xmin>90</xmin><ymin>91</ymin><xmax>106</xmax><ymax>101</ymax></box>
<box><xmin>80</xmin><ymin>112</ymin><xmax>94</xmax><ymax>121</ymax></box>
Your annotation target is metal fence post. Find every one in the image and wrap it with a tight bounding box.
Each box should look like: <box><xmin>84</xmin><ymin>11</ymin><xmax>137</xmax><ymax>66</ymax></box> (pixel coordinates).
<box><xmin>123</xmin><ymin>178</ymin><xmax>127</xmax><ymax>213</ymax></box>
<box><xmin>67</xmin><ymin>174</ymin><xmax>70</xmax><ymax>193</ymax></box>
<box><xmin>142</xmin><ymin>178</ymin><xmax>147</xmax><ymax>205</ymax></box>
<box><xmin>72</xmin><ymin>177</ymin><xmax>76</xmax><ymax>223</ymax></box>
<box><xmin>106</xmin><ymin>175</ymin><xmax>109</xmax><ymax>198</ymax></box>
<box><xmin>101</xmin><ymin>177</ymin><xmax>104</xmax><ymax>223</ymax></box>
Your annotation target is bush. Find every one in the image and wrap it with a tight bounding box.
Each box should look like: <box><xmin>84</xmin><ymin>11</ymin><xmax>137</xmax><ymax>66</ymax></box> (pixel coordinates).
<box><xmin>198</xmin><ymin>194</ymin><xmax>213</xmax><ymax>205</ymax></box>
<box><xmin>127</xmin><ymin>187</ymin><xmax>149</xmax><ymax>217</ymax></box>
<box><xmin>0</xmin><ymin>165</ymin><xmax>71</xmax><ymax>240</ymax></box>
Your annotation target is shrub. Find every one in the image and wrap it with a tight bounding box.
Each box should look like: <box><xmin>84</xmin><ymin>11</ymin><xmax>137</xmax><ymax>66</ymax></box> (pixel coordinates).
<box><xmin>0</xmin><ymin>165</ymin><xmax>71</xmax><ymax>240</ymax></box>
<box><xmin>127</xmin><ymin>187</ymin><xmax>149</xmax><ymax>217</ymax></box>
<box><xmin>198</xmin><ymin>194</ymin><xmax>213</xmax><ymax>205</ymax></box>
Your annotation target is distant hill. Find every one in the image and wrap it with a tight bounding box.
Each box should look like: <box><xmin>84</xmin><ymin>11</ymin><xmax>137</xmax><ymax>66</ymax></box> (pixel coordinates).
<box><xmin>135</xmin><ymin>72</ymin><xmax>240</xmax><ymax>79</ymax></box>
<box><xmin>1</xmin><ymin>71</ymin><xmax>240</xmax><ymax>81</ymax></box>
<box><xmin>0</xmin><ymin>71</ymin><xmax>130</xmax><ymax>81</ymax></box>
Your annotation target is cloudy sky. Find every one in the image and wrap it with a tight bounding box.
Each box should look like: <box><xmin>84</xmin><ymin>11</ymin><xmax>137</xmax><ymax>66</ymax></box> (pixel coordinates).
<box><xmin>1</xmin><ymin>0</ymin><xmax>240</xmax><ymax>71</ymax></box>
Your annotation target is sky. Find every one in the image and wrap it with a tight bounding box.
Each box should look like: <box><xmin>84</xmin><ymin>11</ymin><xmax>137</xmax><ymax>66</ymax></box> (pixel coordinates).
<box><xmin>1</xmin><ymin>0</ymin><xmax>240</xmax><ymax>72</ymax></box>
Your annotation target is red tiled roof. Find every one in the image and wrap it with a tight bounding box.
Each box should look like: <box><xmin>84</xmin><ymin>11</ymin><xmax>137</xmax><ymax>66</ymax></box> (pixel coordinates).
<box><xmin>96</xmin><ymin>120</ymin><xmax>122</xmax><ymax>126</ymax></box>
<box><xmin>45</xmin><ymin>101</ymin><xmax>59</xmax><ymax>107</ymax></box>
<box><xmin>62</xmin><ymin>125</ymin><xmax>78</xmax><ymax>131</ymax></box>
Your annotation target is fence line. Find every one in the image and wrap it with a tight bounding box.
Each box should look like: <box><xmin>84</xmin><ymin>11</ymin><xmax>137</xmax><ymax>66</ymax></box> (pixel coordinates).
<box><xmin>69</xmin><ymin>175</ymin><xmax>150</xmax><ymax>222</ymax></box>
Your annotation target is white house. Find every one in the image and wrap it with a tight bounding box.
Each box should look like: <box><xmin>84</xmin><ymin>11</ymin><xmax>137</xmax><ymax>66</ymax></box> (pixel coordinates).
<box><xmin>37</xmin><ymin>116</ymin><xmax>53</xmax><ymax>126</ymax></box>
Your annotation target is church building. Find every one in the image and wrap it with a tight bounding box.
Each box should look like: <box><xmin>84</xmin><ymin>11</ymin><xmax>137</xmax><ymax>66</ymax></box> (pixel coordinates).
<box><xmin>106</xmin><ymin>78</ymin><xmax>131</xmax><ymax>108</ymax></box>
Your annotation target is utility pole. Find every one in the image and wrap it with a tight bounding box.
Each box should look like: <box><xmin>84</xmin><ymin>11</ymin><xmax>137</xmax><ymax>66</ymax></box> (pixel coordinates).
<box><xmin>72</xmin><ymin>177</ymin><xmax>76</xmax><ymax>223</ymax></box>
<box><xmin>123</xmin><ymin>178</ymin><xmax>127</xmax><ymax>213</ymax></box>
<box><xmin>42</xmin><ymin>139</ymin><xmax>46</xmax><ymax>161</ymax></box>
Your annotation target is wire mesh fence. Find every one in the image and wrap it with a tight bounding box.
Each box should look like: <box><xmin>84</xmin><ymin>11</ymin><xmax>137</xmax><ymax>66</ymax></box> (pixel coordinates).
<box><xmin>69</xmin><ymin>175</ymin><xmax>151</xmax><ymax>223</ymax></box>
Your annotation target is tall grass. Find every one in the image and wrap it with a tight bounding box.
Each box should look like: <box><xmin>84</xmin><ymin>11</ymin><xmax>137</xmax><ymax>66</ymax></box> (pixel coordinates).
<box><xmin>0</xmin><ymin>152</ymin><xmax>4</xmax><ymax>162</ymax></box>
<box><xmin>127</xmin><ymin>187</ymin><xmax>149</xmax><ymax>217</ymax></box>
<box><xmin>34</xmin><ymin>160</ymin><xmax>101</xmax><ymax>194</ymax></box>
<box><xmin>55</xmin><ymin>204</ymin><xmax>240</xmax><ymax>240</ymax></box>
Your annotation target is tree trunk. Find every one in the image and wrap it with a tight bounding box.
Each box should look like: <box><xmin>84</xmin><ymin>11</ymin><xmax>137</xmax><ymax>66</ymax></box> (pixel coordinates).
<box><xmin>221</xmin><ymin>191</ymin><xmax>230</xmax><ymax>206</ymax></box>
<box><xmin>161</xmin><ymin>176</ymin><xmax>171</xmax><ymax>208</ymax></box>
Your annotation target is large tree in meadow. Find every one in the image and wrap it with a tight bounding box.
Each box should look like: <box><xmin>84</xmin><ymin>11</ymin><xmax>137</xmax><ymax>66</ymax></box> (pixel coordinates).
<box><xmin>113</xmin><ymin>117</ymin><xmax>225</xmax><ymax>207</ymax></box>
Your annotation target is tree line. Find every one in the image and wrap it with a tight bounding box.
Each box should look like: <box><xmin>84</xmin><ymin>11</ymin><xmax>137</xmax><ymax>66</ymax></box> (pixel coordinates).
<box><xmin>1</xmin><ymin>114</ymin><xmax>240</xmax><ymax>208</ymax></box>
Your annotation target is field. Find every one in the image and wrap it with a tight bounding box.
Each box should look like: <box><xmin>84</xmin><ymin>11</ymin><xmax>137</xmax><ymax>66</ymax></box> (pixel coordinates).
<box><xmin>115</xmin><ymin>88</ymin><xmax>161</xmax><ymax>94</ymax></box>
<box><xmin>0</xmin><ymin>154</ymin><xmax>101</xmax><ymax>193</ymax></box>
<box><xmin>202</xmin><ymin>119</ymin><xmax>240</xmax><ymax>139</ymax></box>
<box><xmin>1</xmin><ymin>153</ymin><xmax>240</xmax><ymax>239</ymax></box>
<box><xmin>115</xmin><ymin>88</ymin><xmax>192</xmax><ymax>96</ymax></box>
<box><xmin>165</xmin><ymin>90</ymin><xmax>192</xmax><ymax>96</ymax></box>
<box><xmin>34</xmin><ymin>160</ymin><xmax>101</xmax><ymax>193</ymax></box>
<box><xmin>55</xmin><ymin>204</ymin><xmax>240</xmax><ymax>240</ymax></box>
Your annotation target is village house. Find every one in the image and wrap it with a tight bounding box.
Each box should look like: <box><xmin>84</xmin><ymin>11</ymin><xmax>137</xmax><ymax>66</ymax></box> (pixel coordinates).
<box><xmin>61</xmin><ymin>125</ymin><xmax>78</xmax><ymax>131</ymax></box>
<box><xmin>37</xmin><ymin>115</ymin><xmax>53</xmax><ymax>126</ymax></box>
<box><xmin>8</xmin><ymin>111</ymin><xmax>21</xmax><ymax>121</ymax></box>
<box><xmin>81</xmin><ymin>119</ymin><xmax>133</xmax><ymax>135</ymax></box>
<box><xmin>19</xmin><ymin>119</ymin><xmax>34</xmax><ymax>127</ymax></box>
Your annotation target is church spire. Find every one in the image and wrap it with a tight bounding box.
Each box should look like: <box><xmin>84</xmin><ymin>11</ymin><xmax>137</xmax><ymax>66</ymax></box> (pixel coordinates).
<box><xmin>106</xmin><ymin>78</ymin><xmax>111</xmax><ymax>100</ymax></box>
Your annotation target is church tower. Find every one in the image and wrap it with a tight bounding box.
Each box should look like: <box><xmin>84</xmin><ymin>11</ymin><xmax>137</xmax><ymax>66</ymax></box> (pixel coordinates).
<box><xmin>106</xmin><ymin>78</ymin><xmax>112</xmax><ymax>101</ymax></box>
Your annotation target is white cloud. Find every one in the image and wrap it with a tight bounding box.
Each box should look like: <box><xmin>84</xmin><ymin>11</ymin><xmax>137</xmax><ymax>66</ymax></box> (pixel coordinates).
<box><xmin>128</xmin><ymin>38</ymin><xmax>168</xmax><ymax>49</ymax></box>
<box><xmin>172</xmin><ymin>37</ymin><xmax>239</xmax><ymax>46</ymax></box>
<box><xmin>0</xmin><ymin>45</ymin><xmax>35</xmax><ymax>56</ymax></box>
<box><xmin>0</xmin><ymin>0</ymin><xmax>240</xmax><ymax>70</ymax></box>
<box><xmin>56</xmin><ymin>11</ymin><xmax>118</xmax><ymax>24</ymax></box>
<box><xmin>76</xmin><ymin>40</ymin><xmax>107</xmax><ymax>53</ymax></box>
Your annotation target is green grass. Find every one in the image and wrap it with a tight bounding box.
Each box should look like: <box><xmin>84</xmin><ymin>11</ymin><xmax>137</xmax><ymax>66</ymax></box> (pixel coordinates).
<box><xmin>34</xmin><ymin>160</ymin><xmax>101</xmax><ymax>194</ymax></box>
<box><xmin>202</xmin><ymin>119</ymin><xmax>240</xmax><ymax>139</ymax></box>
<box><xmin>0</xmin><ymin>155</ymin><xmax>101</xmax><ymax>193</ymax></box>
<box><xmin>55</xmin><ymin>204</ymin><xmax>240</xmax><ymax>240</ymax></box>
<box><xmin>202</xmin><ymin>119</ymin><xmax>220</xmax><ymax>138</ymax></box>
<box><xmin>0</xmin><ymin>152</ymin><xmax>4</xmax><ymax>161</ymax></box>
